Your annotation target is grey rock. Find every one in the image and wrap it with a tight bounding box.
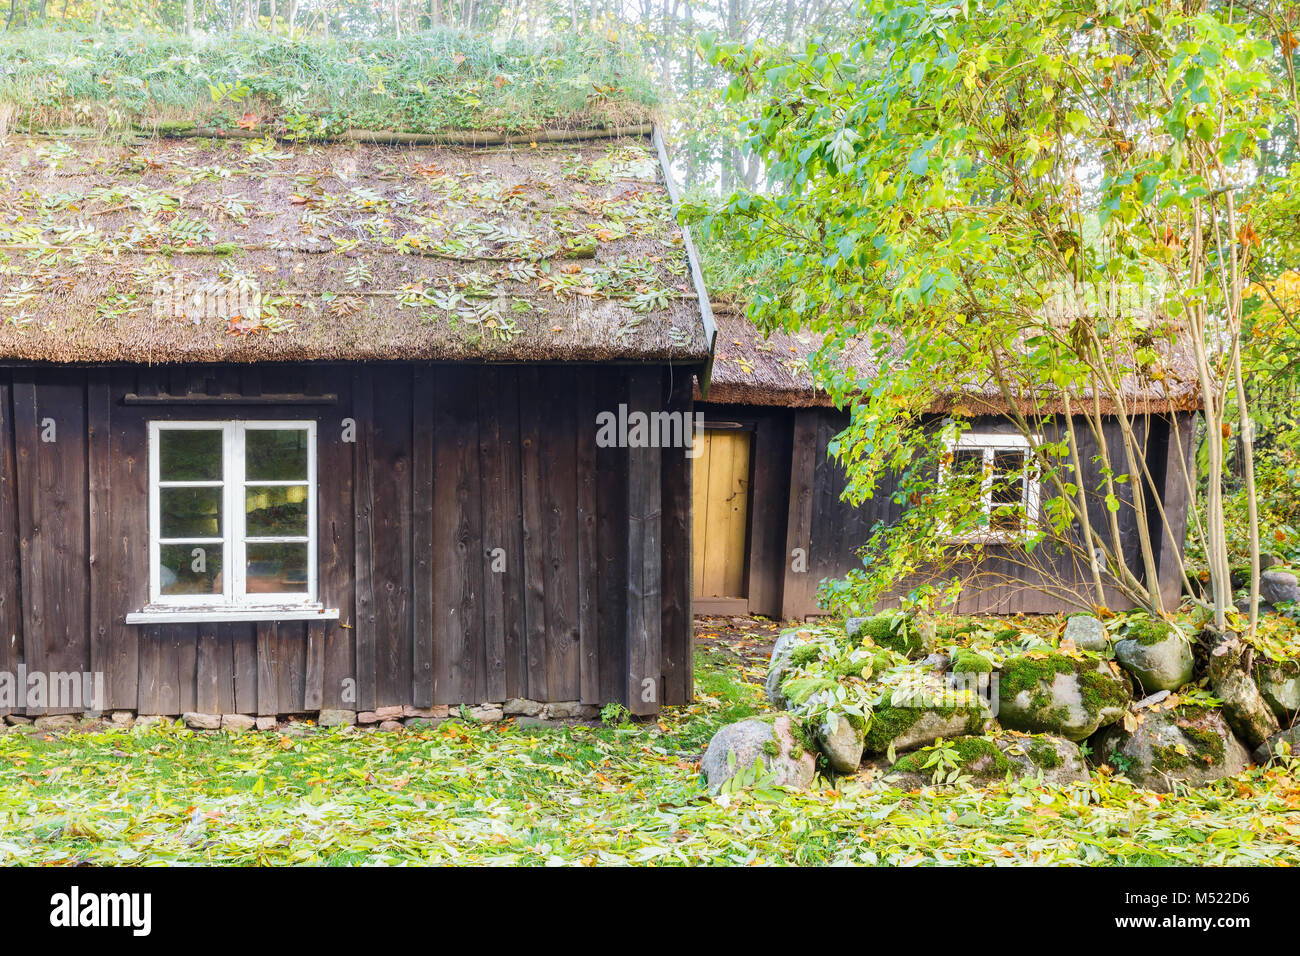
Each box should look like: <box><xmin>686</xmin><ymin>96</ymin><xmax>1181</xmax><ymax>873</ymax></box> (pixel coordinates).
<box><xmin>357</xmin><ymin>705</ymin><xmax>403</xmax><ymax>724</ymax></box>
<box><xmin>1260</xmin><ymin>570</ymin><xmax>1300</xmax><ymax>605</ymax></box>
<box><xmin>1096</xmin><ymin>707</ymin><xmax>1249</xmax><ymax>792</ymax></box>
<box><xmin>316</xmin><ymin>709</ymin><xmax>356</xmax><ymax>727</ymax></box>
<box><xmin>1257</xmin><ymin>659</ymin><xmax>1300</xmax><ymax>721</ymax></box>
<box><xmin>503</xmin><ymin>698</ymin><xmax>543</xmax><ymax>717</ymax></box>
<box><xmin>1115</xmin><ymin>631</ymin><xmax>1195</xmax><ymax>692</ymax></box>
<box><xmin>1213</xmin><ymin>668</ymin><xmax>1279</xmax><ymax>749</ymax></box>
<box><xmin>109</xmin><ymin>711</ymin><xmax>135</xmax><ymax>729</ymax></box>
<box><xmin>766</xmin><ymin>629</ymin><xmax>808</xmax><ymax>708</ymax></box>
<box><xmin>998</xmin><ymin>654</ymin><xmax>1131</xmax><ymax>741</ymax></box>
<box><xmin>254</xmin><ymin>716</ymin><xmax>279</xmax><ymax>732</ymax></box>
<box><xmin>133</xmin><ymin>715</ymin><xmax>166</xmax><ymax>730</ymax></box>
<box><xmin>33</xmin><ymin>714</ymin><xmax>77</xmax><ymax>732</ymax></box>
<box><xmin>1252</xmin><ymin>724</ymin><xmax>1300</xmax><ymax>763</ymax></box>
<box><xmin>4</xmin><ymin>715</ymin><xmax>32</xmax><ymax>725</ymax></box>
<box><xmin>403</xmin><ymin>705</ymin><xmax>450</xmax><ymax>719</ymax></box>
<box><xmin>183</xmin><ymin>712</ymin><xmax>221</xmax><ymax>730</ymax></box>
<box><xmin>470</xmin><ymin>703</ymin><xmax>503</xmax><ymax>722</ymax></box>
<box><xmin>1063</xmin><ymin>615</ymin><xmax>1109</xmax><ymax>651</ymax></box>
<box><xmin>378</xmin><ymin>720</ymin><xmax>404</xmax><ymax>732</ymax></box>
<box><xmin>541</xmin><ymin>701</ymin><xmax>591</xmax><ymax>719</ymax></box>
<box><xmin>701</xmin><ymin>715</ymin><xmax>816</xmax><ymax>793</ymax></box>
<box><xmin>921</xmin><ymin>653</ymin><xmax>951</xmax><ymax>672</ymax></box>
<box><xmin>220</xmin><ymin>714</ymin><xmax>256</xmax><ymax>732</ymax></box>
<box><xmin>817</xmin><ymin>715</ymin><xmax>865</xmax><ymax>773</ymax></box>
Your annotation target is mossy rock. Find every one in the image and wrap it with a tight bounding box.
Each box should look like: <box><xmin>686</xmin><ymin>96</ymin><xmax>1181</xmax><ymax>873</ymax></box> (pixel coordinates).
<box><xmin>1114</xmin><ymin>622</ymin><xmax>1194</xmax><ymax>693</ymax></box>
<box><xmin>951</xmin><ymin>648</ymin><xmax>993</xmax><ymax>674</ymax></box>
<box><xmin>1094</xmin><ymin>706</ymin><xmax>1249</xmax><ymax>793</ymax></box>
<box><xmin>997</xmin><ymin>653</ymin><xmax>1131</xmax><ymax>741</ymax></box>
<box><xmin>861</xmin><ymin>688</ymin><xmax>993</xmax><ymax>756</ymax></box>
<box><xmin>847</xmin><ymin>611</ymin><xmax>931</xmax><ymax>658</ymax></box>
<box><xmin>880</xmin><ymin>733</ymin><xmax>1088</xmax><ymax>789</ymax></box>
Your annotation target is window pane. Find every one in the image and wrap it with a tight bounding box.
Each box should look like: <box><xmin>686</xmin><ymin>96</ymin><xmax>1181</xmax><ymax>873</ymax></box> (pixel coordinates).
<box><xmin>953</xmin><ymin>448</ymin><xmax>985</xmax><ymax>476</ymax></box>
<box><xmin>245</xmin><ymin>485</ymin><xmax>309</xmax><ymax>538</ymax></box>
<box><xmin>246</xmin><ymin>542</ymin><xmax>309</xmax><ymax>594</ymax></box>
<box><xmin>160</xmin><ymin>429</ymin><xmax>222</xmax><ymax>481</ymax></box>
<box><xmin>160</xmin><ymin>486</ymin><xmax>223</xmax><ymax>539</ymax></box>
<box><xmin>990</xmin><ymin>450</ymin><xmax>1027</xmax><ymax>531</ymax></box>
<box><xmin>246</xmin><ymin>429</ymin><xmax>308</xmax><ymax>481</ymax></box>
<box><xmin>160</xmin><ymin>543</ymin><xmax>223</xmax><ymax>596</ymax></box>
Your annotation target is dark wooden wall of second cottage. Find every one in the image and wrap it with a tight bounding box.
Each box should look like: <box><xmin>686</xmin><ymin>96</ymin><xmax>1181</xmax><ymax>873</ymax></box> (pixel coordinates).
<box><xmin>0</xmin><ymin>362</ymin><xmax>694</xmax><ymax>717</ymax></box>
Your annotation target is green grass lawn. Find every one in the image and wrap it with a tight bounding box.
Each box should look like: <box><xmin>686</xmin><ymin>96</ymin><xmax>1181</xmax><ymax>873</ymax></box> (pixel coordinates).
<box><xmin>0</xmin><ymin>636</ymin><xmax>1297</xmax><ymax>865</ymax></box>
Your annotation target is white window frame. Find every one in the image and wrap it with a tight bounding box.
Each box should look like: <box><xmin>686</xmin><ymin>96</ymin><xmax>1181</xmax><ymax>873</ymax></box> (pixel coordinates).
<box><xmin>938</xmin><ymin>431</ymin><xmax>1042</xmax><ymax>544</ymax></box>
<box><xmin>132</xmin><ymin>419</ymin><xmax>330</xmax><ymax>622</ymax></box>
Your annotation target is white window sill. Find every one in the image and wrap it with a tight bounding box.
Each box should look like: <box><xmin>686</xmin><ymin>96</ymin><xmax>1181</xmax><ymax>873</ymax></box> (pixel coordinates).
<box><xmin>125</xmin><ymin>605</ymin><xmax>340</xmax><ymax>625</ymax></box>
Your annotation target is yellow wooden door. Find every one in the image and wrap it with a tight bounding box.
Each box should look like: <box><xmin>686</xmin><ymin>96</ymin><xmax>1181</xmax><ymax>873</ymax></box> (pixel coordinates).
<box><xmin>692</xmin><ymin>430</ymin><xmax>751</xmax><ymax>599</ymax></box>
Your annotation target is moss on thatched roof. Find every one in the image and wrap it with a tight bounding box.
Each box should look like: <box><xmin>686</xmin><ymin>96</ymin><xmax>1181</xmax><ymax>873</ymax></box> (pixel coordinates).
<box><xmin>0</xmin><ymin>129</ymin><xmax>710</xmax><ymax>365</ymax></box>
<box><xmin>0</xmin><ymin>29</ymin><xmax>655</xmax><ymax>138</ymax></box>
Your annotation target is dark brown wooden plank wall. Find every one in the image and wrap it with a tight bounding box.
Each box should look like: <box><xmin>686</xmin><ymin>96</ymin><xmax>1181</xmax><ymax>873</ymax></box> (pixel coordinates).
<box><xmin>0</xmin><ymin>361</ymin><xmax>694</xmax><ymax>716</ymax></box>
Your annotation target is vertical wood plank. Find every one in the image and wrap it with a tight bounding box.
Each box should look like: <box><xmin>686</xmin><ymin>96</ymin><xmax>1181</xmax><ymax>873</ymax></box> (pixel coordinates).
<box><xmin>575</xmin><ymin>368</ymin><xmax>600</xmax><ymax>704</ymax></box>
<box><xmin>0</xmin><ymin>373</ymin><xmax>22</xmax><ymax>714</ymax></box>
<box><xmin>518</xmin><ymin>367</ymin><xmax>549</xmax><ymax>701</ymax></box>
<box><xmin>351</xmin><ymin>368</ymin><xmax>377</xmax><ymax>712</ymax></box>
<box><xmin>257</xmin><ymin>621</ymin><xmax>280</xmax><ymax>716</ymax></box>
<box><xmin>176</xmin><ymin>625</ymin><xmax>197</xmax><ymax>714</ymax></box>
<box><xmin>369</xmin><ymin>368</ymin><xmax>414</xmax><ymax>707</ymax></box>
<box><xmin>660</xmin><ymin>367</ymin><xmax>693</xmax><ymax>706</ymax></box>
<box><xmin>478</xmin><ymin>367</ymin><xmax>524</xmax><ymax>701</ymax></box>
<box><xmin>626</xmin><ymin>368</ymin><xmax>662</xmax><ymax>715</ymax></box>
<box><xmin>595</xmin><ymin>369</ymin><xmax>628</xmax><ymax>704</ymax></box>
<box><xmin>87</xmin><ymin>372</ymin><xmax>112</xmax><ymax>711</ymax></box>
<box><xmin>12</xmin><ymin>374</ymin><xmax>47</xmax><ymax>714</ymax></box>
<box><xmin>540</xmin><ymin>368</ymin><xmax>579</xmax><ymax>701</ymax></box>
<box><xmin>780</xmin><ymin>410</ymin><xmax>819</xmax><ymax>620</ymax></box>
<box><xmin>432</xmin><ymin>367</ymin><xmax>483</xmax><ymax>704</ymax></box>
<box><xmin>316</xmin><ymin>366</ymin><xmax>355</xmax><ymax>711</ymax></box>
<box><xmin>137</xmin><ymin>625</ymin><xmax>163</xmax><ymax>715</ymax></box>
<box><xmin>108</xmin><ymin>368</ymin><xmax>145</xmax><ymax>711</ymax></box>
<box><xmin>229</xmin><ymin>622</ymin><xmax>258</xmax><ymax>715</ymax></box>
<box><xmin>412</xmin><ymin>366</ymin><xmax>435</xmax><ymax>706</ymax></box>
<box><xmin>747</xmin><ymin>408</ymin><xmax>793</xmax><ymax>617</ymax></box>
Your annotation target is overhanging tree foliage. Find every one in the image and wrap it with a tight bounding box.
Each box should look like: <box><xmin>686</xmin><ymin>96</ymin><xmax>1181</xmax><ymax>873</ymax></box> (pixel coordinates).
<box><xmin>697</xmin><ymin>0</ymin><xmax>1300</xmax><ymax>634</ymax></box>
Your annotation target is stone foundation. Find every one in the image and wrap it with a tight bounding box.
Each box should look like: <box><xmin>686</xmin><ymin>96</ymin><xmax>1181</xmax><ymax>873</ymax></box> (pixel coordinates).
<box><xmin>1</xmin><ymin>699</ymin><xmax>604</xmax><ymax>735</ymax></box>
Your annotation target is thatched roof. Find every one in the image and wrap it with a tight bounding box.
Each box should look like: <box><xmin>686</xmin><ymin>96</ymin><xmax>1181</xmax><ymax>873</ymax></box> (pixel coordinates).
<box><xmin>698</xmin><ymin>309</ymin><xmax>1203</xmax><ymax>414</ymax></box>
<box><xmin>0</xmin><ymin>128</ymin><xmax>711</xmax><ymax>365</ymax></box>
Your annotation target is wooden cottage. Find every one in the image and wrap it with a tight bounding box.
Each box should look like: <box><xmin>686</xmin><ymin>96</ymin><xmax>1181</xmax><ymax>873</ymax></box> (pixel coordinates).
<box><xmin>691</xmin><ymin>311</ymin><xmax>1200</xmax><ymax>620</ymax></box>
<box><xmin>0</xmin><ymin>127</ymin><xmax>714</xmax><ymax>719</ymax></box>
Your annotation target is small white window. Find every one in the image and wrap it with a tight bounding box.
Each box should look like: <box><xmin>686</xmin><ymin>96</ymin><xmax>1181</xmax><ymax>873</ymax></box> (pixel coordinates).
<box><xmin>938</xmin><ymin>432</ymin><xmax>1041</xmax><ymax>543</ymax></box>
<box><xmin>147</xmin><ymin>421</ymin><xmax>317</xmax><ymax>610</ymax></box>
